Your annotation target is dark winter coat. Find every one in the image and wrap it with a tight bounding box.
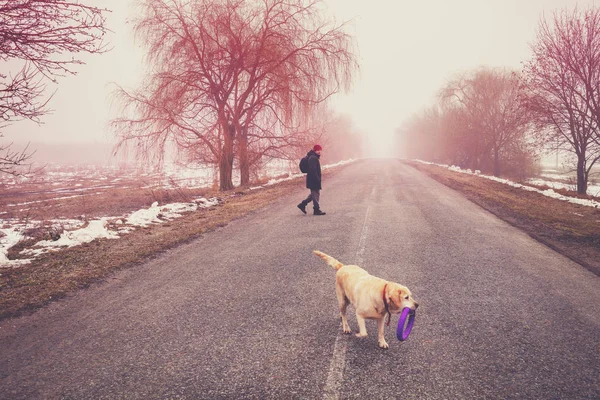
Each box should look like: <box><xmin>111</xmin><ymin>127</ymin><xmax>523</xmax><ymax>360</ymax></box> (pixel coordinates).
<box><xmin>305</xmin><ymin>150</ymin><xmax>322</xmax><ymax>190</ymax></box>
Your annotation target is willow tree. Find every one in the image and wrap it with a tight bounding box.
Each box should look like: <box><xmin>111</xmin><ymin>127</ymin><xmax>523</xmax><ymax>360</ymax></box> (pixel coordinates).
<box><xmin>112</xmin><ymin>0</ymin><xmax>357</xmax><ymax>190</ymax></box>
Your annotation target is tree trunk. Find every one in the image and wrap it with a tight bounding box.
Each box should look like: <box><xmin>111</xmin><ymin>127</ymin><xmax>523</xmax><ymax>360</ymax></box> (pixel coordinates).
<box><xmin>576</xmin><ymin>155</ymin><xmax>588</xmax><ymax>194</ymax></box>
<box><xmin>239</xmin><ymin>126</ymin><xmax>250</xmax><ymax>187</ymax></box>
<box><xmin>219</xmin><ymin>123</ymin><xmax>235</xmax><ymax>191</ymax></box>
<box><xmin>493</xmin><ymin>148</ymin><xmax>500</xmax><ymax>177</ymax></box>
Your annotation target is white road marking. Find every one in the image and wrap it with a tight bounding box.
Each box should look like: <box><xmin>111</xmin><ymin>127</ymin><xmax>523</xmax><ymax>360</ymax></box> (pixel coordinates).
<box><xmin>322</xmin><ymin>206</ymin><xmax>371</xmax><ymax>400</ymax></box>
<box><xmin>355</xmin><ymin>205</ymin><xmax>371</xmax><ymax>265</ymax></box>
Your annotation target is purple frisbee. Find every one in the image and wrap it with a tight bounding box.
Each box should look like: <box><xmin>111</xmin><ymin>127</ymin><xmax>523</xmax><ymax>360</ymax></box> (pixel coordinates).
<box><xmin>396</xmin><ymin>307</ymin><xmax>416</xmax><ymax>341</ymax></box>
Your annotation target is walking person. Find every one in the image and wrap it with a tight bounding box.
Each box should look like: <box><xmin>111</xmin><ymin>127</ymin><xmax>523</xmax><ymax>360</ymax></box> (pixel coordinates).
<box><xmin>298</xmin><ymin>144</ymin><xmax>326</xmax><ymax>216</ymax></box>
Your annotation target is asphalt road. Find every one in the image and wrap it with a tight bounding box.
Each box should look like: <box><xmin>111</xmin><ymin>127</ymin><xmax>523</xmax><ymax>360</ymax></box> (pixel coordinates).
<box><xmin>1</xmin><ymin>159</ymin><xmax>598</xmax><ymax>399</ymax></box>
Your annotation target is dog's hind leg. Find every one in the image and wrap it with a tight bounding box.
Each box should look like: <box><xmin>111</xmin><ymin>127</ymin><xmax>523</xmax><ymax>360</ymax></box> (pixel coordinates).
<box><xmin>336</xmin><ymin>285</ymin><xmax>352</xmax><ymax>334</ymax></box>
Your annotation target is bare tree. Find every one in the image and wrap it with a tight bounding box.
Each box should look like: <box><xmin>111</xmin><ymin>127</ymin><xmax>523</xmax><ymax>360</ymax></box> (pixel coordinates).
<box><xmin>440</xmin><ymin>68</ymin><xmax>532</xmax><ymax>176</ymax></box>
<box><xmin>0</xmin><ymin>142</ymin><xmax>34</xmax><ymax>177</ymax></box>
<box><xmin>113</xmin><ymin>0</ymin><xmax>357</xmax><ymax>190</ymax></box>
<box><xmin>399</xmin><ymin>68</ymin><xmax>537</xmax><ymax>178</ymax></box>
<box><xmin>232</xmin><ymin>0</ymin><xmax>356</xmax><ymax>185</ymax></box>
<box><xmin>246</xmin><ymin>104</ymin><xmax>362</xmax><ymax>165</ymax></box>
<box><xmin>0</xmin><ymin>0</ymin><xmax>110</xmax><ymax>176</ymax></box>
<box><xmin>522</xmin><ymin>7</ymin><xmax>600</xmax><ymax>194</ymax></box>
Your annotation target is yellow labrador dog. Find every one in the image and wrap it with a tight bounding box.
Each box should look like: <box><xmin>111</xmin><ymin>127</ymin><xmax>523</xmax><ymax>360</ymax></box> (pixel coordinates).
<box><xmin>314</xmin><ymin>250</ymin><xmax>419</xmax><ymax>349</ymax></box>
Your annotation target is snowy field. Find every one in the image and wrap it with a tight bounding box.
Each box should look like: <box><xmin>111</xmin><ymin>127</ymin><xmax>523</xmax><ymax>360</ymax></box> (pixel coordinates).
<box><xmin>0</xmin><ymin>159</ymin><xmax>355</xmax><ymax>266</ymax></box>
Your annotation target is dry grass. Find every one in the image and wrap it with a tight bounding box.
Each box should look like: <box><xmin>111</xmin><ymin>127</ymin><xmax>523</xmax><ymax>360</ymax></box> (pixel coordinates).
<box><xmin>0</xmin><ymin>169</ymin><xmax>342</xmax><ymax>320</ymax></box>
<box><xmin>408</xmin><ymin>161</ymin><xmax>600</xmax><ymax>276</ymax></box>
<box><xmin>0</xmin><ymin>181</ymin><xmax>209</xmax><ymax>222</ymax></box>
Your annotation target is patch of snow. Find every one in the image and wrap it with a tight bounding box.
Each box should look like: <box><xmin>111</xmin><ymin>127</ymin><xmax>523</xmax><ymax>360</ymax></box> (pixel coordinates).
<box><xmin>26</xmin><ymin>218</ymin><xmax>119</xmax><ymax>251</ymax></box>
<box><xmin>540</xmin><ymin>172</ymin><xmax>570</xmax><ymax>181</ymax></box>
<box><xmin>0</xmin><ymin>227</ymin><xmax>27</xmax><ymax>266</ymax></box>
<box><xmin>1</xmin><ymin>196</ymin><xmax>222</xmax><ymax>266</ymax></box>
<box><xmin>527</xmin><ymin>178</ymin><xmax>574</xmax><ymax>191</ymax></box>
<box><xmin>125</xmin><ymin>197</ymin><xmax>220</xmax><ymax>227</ymax></box>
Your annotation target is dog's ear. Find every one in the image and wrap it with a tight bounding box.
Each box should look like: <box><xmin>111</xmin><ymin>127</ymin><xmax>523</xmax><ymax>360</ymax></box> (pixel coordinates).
<box><xmin>390</xmin><ymin>288</ymin><xmax>410</xmax><ymax>308</ymax></box>
<box><xmin>388</xmin><ymin>288</ymin><xmax>403</xmax><ymax>309</ymax></box>
<box><xmin>398</xmin><ymin>288</ymin><xmax>410</xmax><ymax>300</ymax></box>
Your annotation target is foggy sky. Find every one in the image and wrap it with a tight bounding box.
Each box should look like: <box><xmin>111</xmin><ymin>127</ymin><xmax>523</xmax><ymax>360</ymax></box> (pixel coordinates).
<box><xmin>4</xmin><ymin>0</ymin><xmax>598</xmax><ymax>158</ymax></box>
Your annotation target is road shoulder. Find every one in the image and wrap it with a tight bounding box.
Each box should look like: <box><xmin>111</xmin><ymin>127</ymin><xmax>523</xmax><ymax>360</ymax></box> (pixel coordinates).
<box><xmin>407</xmin><ymin>160</ymin><xmax>600</xmax><ymax>276</ymax></box>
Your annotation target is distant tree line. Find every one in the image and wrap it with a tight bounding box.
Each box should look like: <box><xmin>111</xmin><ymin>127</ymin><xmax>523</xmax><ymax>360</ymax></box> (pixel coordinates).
<box><xmin>401</xmin><ymin>67</ymin><xmax>535</xmax><ymax>180</ymax></box>
<box><xmin>399</xmin><ymin>6</ymin><xmax>600</xmax><ymax>194</ymax></box>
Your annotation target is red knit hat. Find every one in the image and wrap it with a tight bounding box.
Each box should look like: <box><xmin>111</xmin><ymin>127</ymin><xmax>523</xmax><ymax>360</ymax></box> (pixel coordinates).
<box><xmin>313</xmin><ymin>144</ymin><xmax>322</xmax><ymax>151</ymax></box>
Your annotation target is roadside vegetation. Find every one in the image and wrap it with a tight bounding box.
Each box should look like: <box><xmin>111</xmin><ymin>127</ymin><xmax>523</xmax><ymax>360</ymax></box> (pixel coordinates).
<box><xmin>398</xmin><ymin>6</ymin><xmax>600</xmax><ymax>196</ymax></box>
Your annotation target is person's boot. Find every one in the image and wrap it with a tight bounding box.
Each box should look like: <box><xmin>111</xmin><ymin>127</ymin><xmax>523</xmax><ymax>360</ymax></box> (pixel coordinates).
<box><xmin>297</xmin><ymin>202</ymin><xmax>307</xmax><ymax>214</ymax></box>
<box><xmin>314</xmin><ymin>209</ymin><xmax>326</xmax><ymax>216</ymax></box>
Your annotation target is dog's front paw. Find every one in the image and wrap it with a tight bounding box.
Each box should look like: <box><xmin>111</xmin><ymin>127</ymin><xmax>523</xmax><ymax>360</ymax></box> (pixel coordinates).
<box><xmin>355</xmin><ymin>332</ymin><xmax>368</xmax><ymax>339</ymax></box>
<box><xmin>342</xmin><ymin>325</ymin><xmax>352</xmax><ymax>334</ymax></box>
<box><xmin>378</xmin><ymin>340</ymin><xmax>389</xmax><ymax>349</ymax></box>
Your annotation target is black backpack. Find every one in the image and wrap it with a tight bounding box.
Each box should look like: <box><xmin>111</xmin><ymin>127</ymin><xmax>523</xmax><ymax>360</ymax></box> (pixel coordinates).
<box><xmin>299</xmin><ymin>155</ymin><xmax>309</xmax><ymax>173</ymax></box>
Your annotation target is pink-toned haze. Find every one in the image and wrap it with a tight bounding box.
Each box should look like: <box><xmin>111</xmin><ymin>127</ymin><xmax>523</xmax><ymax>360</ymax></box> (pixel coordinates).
<box><xmin>4</xmin><ymin>0</ymin><xmax>597</xmax><ymax>159</ymax></box>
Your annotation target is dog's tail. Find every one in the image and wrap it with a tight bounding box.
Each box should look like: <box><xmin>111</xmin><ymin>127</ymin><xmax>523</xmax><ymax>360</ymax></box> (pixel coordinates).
<box><xmin>314</xmin><ymin>250</ymin><xmax>344</xmax><ymax>271</ymax></box>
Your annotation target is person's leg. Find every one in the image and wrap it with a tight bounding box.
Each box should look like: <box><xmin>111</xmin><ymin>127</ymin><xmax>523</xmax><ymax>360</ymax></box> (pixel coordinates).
<box><xmin>297</xmin><ymin>191</ymin><xmax>313</xmax><ymax>214</ymax></box>
<box><xmin>312</xmin><ymin>189</ymin><xmax>320</xmax><ymax>210</ymax></box>
<box><xmin>312</xmin><ymin>190</ymin><xmax>325</xmax><ymax>215</ymax></box>
<box><xmin>304</xmin><ymin>192</ymin><xmax>314</xmax><ymax>204</ymax></box>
